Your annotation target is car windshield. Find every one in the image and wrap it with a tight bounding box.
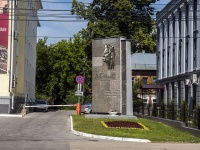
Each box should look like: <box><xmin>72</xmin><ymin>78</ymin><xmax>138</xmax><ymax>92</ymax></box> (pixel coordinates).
<box><xmin>36</xmin><ymin>101</ymin><xmax>46</xmax><ymax>104</ymax></box>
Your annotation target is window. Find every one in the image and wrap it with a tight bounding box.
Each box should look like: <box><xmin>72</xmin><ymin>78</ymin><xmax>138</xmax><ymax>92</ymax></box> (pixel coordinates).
<box><xmin>167</xmin><ymin>19</ymin><xmax>170</xmax><ymax>45</ymax></box>
<box><xmin>171</xmin><ymin>82</ymin><xmax>174</xmax><ymax>99</ymax></box>
<box><xmin>178</xmin><ymin>81</ymin><xmax>181</xmax><ymax>107</ymax></box>
<box><xmin>173</xmin><ymin>47</ymin><xmax>175</xmax><ymax>75</ymax></box>
<box><xmin>179</xmin><ymin>40</ymin><xmax>182</xmax><ymax>73</ymax></box>
<box><xmin>153</xmin><ymin>78</ymin><xmax>157</xmax><ymax>82</ymax></box>
<box><xmin>193</xmin><ymin>32</ymin><xmax>197</xmax><ymax>69</ymax></box>
<box><xmin>179</xmin><ymin>10</ymin><xmax>182</xmax><ymax>37</ymax></box>
<box><xmin>185</xmin><ymin>85</ymin><xmax>188</xmax><ymax>103</ymax></box>
<box><xmin>185</xmin><ymin>4</ymin><xmax>189</xmax><ymax>34</ymax></box>
<box><xmin>162</xmin><ymin>23</ymin><xmax>165</xmax><ymax>46</ymax></box>
<box><xmin>185</xmin><ymin>39</ymin><xmax>189</xmax><ymax>71</ymax></box>
<box><xmin>167</xmin><ymin>49</ymin><xmax>170</xmax><ymax>76</ymax></box>
<box><xmin>157</xmin><ymin>55</ymin><xmax>160</xmax><ymax>78</ymax></box>
<box><xmin>173</xmin><ymin>14</ymin><xmax>175</xmax><ymax>42</ymax></box>
<box><xmin>166</xmin><ymin>83</ymin><xmax>169</xmax><ymax>105</ymax></box>
<box><xmin>193</xmin><ymin>84</ymin><xmax>197</xmax><ymax>109</ymax></box>
<box><xmin>162</xmin><ymin>49</ymin><xmax>165</xmax><ymax>77</ymax></box>
<box><xmin>194</xmin><ymin>0</ymin><xmax>197</xmax><ymax>29</ymax></box>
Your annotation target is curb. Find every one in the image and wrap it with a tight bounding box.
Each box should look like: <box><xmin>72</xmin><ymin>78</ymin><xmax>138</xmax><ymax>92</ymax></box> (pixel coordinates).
<box><xmin>70</xmin><ymin>116</ymin><xmax>151</xmax><ymax>143</ymax></box>
<box><xmin>0</xmin><ymin>114</ymin><xmax>24</xmax><ymax>117</ymax></box>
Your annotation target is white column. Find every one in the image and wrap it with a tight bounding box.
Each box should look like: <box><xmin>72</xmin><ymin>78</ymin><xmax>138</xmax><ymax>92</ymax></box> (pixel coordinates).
<box><xmin>196</xmin><ymin>0</ymin><xmax>200</xmax><ymax>70</ymax></box>
<box><xmin>174</xmin><ymin>10</ymin><xmax>179</xmax><ymax>76</ymax></box>
<box><xmin>188</xmin><ymin>2</ymin><xmax>193</xmax><ymax>72</ymax></box>
<box><xmin>163</xmin><ymin>19</ymin><xmax>168</xmax><ymax>78</ymax></box>
<box><xmin>169</xmin><ymin>15</ymin><xmax>173</xmax><ymax>77</ymax></box>
<box><xmin>181</xmin><ymin>6</ymin><xmax>186</xmax><ymax>74</ymax></box>
<box><xmin>159</xmin><ymin>24</ymin><xmax>163</xmax><ymax>79</ymax></box>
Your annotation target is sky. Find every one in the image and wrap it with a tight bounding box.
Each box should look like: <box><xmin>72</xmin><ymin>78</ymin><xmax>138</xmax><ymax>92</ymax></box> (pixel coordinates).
<box><xmin>37</xmin><ymin>0</ymin><xmax>171</xmax><ymax>45</ymax></box>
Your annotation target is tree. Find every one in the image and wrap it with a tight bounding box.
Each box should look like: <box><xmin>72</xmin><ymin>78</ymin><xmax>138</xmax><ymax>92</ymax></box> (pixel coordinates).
<box><xmin>36</xmin><ymin>34</ymin><xmax>91</xmax><ymax>104</ymax></box>
<box><xmin>71</xmin><ymin>0</ymin><xmax>157</xmax><ymax>53</ymax></box>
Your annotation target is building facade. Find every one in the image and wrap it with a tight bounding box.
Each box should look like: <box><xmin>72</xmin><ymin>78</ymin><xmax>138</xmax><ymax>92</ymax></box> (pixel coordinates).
<box><xmin>0</xmin><ymin>0</ymin><xmax>42</xmax><ymax>113</ymax></box>
<box><xmin>132</xmin><ymin>52</ymin><xmax>157</xmax><ymax>106</ymax></box>
<box><xmin>156</xmin><ymin>0</ymin><xmax>200</xmax><ymax>110</ymax></box>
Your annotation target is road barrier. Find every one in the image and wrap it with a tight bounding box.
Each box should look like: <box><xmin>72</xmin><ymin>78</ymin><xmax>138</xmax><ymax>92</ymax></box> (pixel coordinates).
<box><xmin>25</xmin><ymin>104</ymin><xmax>81</xmax><ymax>116</ymax></box>
<box><xmin>76</xmin><ymin>103</ymin><xmax>81</xmax><ymax>115</ymax></box>
<box><xmin>24</xmin><ymin>104</ymin><xmax>76</xmax><ymax>108</ymax></box>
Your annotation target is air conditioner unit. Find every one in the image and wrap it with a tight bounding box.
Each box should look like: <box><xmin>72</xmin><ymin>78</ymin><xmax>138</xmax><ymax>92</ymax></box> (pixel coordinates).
<box><xmin>14</xmin><ymin>0</ymin><xmax>18</xmax><ymax>7</ymax></box>
<box><xmin>13</xmin><ymin>74</ymin><xmax>16</xmax><ymax>81</ymax></box>
<box><xmin>185</xmin><ymin>79</ymin><xmax>190</xmax><ymax>85</ymax></box>
<box><xmin>192</xmin><ymin>74</ymin><xmax>198</xmax><ymax>83</ymax></box>
<box><xmin>14</xmin><ymin>31</ymin><xmax>18</xmax><ymax>40</ymax></box>
<box><xmin>12</xmin><ymin>81</ymin><xmax>16</xmax><ymax>88</ymax></box>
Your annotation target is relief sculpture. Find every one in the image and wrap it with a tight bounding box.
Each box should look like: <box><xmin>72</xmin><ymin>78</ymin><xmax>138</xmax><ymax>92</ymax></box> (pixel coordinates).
<box><xmin>102</xmin><ymin>44</ymin><xmax>115</xmax><ymax>70</ymax></box>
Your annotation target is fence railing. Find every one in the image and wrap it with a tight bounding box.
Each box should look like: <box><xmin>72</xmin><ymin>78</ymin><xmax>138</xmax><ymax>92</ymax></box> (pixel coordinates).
<box><xmin>133</xmin><ymin>103</ymin><xmax>200</xmax><ymax>130</ymax></box>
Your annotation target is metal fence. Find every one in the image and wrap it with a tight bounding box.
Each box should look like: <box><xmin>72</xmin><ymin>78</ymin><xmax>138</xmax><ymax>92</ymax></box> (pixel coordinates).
<box><xmin>133</xmin><ymin>103</ymin><xmax>200</xmax><ymax>130</ymax></box>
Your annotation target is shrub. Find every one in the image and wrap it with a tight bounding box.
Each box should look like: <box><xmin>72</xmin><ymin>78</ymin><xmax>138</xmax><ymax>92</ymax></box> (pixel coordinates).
<box><xmin>166</xmin><ymin>99</ymin><xmax>175</xmax><ymax>120</ymax></box>
<box><xmin>179</xmin><ymin>100</ymin><xmax>189</xmax><ymax>123</ymax></box>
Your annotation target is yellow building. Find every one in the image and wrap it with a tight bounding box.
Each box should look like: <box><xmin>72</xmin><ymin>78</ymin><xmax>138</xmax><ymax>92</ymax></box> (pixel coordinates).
<box><xmin>0</xmin><ymin>0</ymin><xmax>42</xmax><ymax>113</ymax></box>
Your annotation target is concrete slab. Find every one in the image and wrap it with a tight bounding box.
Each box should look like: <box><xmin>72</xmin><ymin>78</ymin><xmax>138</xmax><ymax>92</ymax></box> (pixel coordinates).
<box><xmin>84</xmin><ymin>114</ymin><xmax>137</xmax><ymax>119</ymax></box>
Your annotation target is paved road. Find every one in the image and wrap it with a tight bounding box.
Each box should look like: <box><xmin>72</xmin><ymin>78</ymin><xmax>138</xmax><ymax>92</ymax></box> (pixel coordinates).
<box><xmin>0</xmin><ymin>110</ymin><xmax>200</xmax><ymax>150</ymax></box>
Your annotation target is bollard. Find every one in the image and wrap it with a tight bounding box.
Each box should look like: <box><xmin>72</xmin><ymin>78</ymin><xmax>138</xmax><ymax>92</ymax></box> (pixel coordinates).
<box><xmin>76</xmin><ymin>103</ymin><xmax>81</xmax><ymax>115</ymax></box>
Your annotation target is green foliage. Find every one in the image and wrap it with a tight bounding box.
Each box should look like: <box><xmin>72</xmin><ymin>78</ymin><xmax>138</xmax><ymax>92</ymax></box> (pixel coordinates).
<box><xmin>36</xmin><ymin>35</ymin><xmax>92</xmax><ymax>104</ymax></box>
<box><xmin>166</xmin><ymin>99</ymin><xmax>176</xmax><ymax>120</ymax></box>
<box><xmin>158</xmin><ymin>100</ymin><xmax>165</xmax><ymax>118</ymax></box>
<box><xmin>193</xmin><ymin>105</ymin><xmax>200</xmax><ymax>128</ymax></box>
<box><xmin>71</xmin><ymin>0</ymin><xmax>157</xmax><ymax>53</ymax></box>
<box><xmin>179</xmin><ymin>100</ymin><xmax>189</xmax><ymax>123</ymax></box>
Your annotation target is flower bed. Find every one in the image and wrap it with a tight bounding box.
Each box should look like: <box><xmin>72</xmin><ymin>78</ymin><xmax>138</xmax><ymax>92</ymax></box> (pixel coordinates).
<box><xmin>101</xmin><ymin>121</ymin><xmax>149</xmax><ymax>130</ymax></box>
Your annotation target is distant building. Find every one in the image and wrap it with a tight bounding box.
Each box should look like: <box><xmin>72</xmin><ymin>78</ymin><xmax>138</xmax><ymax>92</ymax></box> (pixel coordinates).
<box><xmin>131</xmin><ymin>52</ymin><xmax>157</xmax><ymax>106</ymax></box>
<box><xmin>0</xmin><ymin>0</ymin><xmax>42</xmax><ymax>113</ymax></box>
<box><xmin>156</xmin><ymin>0</ymin><xmax>200</xmax><ymax>110</ymax></box>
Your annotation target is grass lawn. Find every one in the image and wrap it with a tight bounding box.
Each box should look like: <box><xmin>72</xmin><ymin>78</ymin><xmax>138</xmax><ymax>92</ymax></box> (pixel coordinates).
<box><xmin>72</xmin><ymin>115</ymin><xmax>200</xmax><ymax>143</ymax></box>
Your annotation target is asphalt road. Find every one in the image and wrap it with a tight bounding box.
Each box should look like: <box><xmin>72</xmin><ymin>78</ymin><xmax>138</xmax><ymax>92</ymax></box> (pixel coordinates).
<box><xmin>0</xmin><ymin>110</ymin><xmax>200</xmax><ymax>150</ymax></box>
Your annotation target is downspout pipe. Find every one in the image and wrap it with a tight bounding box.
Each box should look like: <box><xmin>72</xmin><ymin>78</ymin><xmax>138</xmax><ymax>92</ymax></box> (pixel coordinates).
<box><xmin>9</xmin><ymin>0</ymin><xmax>15</xmax><ymax>110</ymax></box>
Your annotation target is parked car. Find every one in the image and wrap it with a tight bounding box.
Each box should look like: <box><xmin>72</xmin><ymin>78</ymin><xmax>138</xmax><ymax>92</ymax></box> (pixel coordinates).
<box><xmin>34</xmin><ymin>100</ymin><xmax>48</xmax><ymax>112</ymax></box>
<box><xmin>81</xmin><ymin>103</ymin><xmax>92</xmax><ymax>114</ymax></box>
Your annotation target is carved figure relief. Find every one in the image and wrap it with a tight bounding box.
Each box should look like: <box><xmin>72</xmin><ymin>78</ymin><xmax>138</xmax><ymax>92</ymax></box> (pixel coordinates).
<box><xmin>102</xmin><ymin>44</ymin><xmax>115</xmax><ymax>70</ymax></box>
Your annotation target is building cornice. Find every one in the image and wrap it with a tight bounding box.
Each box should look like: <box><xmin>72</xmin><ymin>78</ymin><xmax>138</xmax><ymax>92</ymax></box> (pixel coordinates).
<box><xmin>187</xmin><ymin>0</ymin><xmax>193</xmax><ymax>5</ymax></box>
<box><xmin>156</xmin><ymin>0</ymin><xmax>187</xmax><ymax>24</ymax></box>
<box><xmin>173</xmin><ymin>9</ymin><xmax>180</xmax><ymax>18</ymax></box>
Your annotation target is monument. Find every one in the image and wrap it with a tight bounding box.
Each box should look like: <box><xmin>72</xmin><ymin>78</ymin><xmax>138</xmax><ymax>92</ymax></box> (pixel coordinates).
<box><xmin>92</xmin><ymin>37</ymin><xmax>133</xmax><ymax>115</ymax></box>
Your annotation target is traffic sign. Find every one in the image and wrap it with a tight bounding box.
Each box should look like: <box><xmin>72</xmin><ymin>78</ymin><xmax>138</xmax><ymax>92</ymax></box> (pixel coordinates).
<box><xmin>75</xmin><ymin>91</ymin><xmax>83</xmax><ymax>96</ymax></box>
<box><xmin>76</xmin><ymin>76</ymin><xmax>84</xmax><ymax>84</ymax></box>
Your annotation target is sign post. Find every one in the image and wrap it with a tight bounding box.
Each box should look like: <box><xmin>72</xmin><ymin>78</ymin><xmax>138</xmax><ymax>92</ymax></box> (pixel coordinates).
<box><xmin>75</xmin><ymin>76</ymin><xmax>84</xmax><ymax>115</ymax></box>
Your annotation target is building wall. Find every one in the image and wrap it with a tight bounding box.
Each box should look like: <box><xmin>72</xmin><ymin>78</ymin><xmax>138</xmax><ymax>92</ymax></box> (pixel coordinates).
<box><xmin>156</xmin><ymin>0</ymin><xmax>200</xmax><ymax>110</ymax></box>
<box><xmin>0</xmin><ymin>0</ymin><xmax>42</xmax><ymax>113</ymax></box>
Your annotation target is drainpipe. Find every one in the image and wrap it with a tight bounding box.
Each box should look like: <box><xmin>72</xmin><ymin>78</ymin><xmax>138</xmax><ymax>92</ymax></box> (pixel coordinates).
<box><xmin>10</xmin><ymin>0</ymin><xmax>15</xmax><ymax>110</ymax></box>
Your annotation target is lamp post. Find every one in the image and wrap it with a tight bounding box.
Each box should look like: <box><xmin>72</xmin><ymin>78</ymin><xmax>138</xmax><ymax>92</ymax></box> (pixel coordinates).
<box><xmin>82</xmin><ymin>68</ymin><xmax>86</xmax><ymax>104</ymax></box>
<box><xmin>81</xmin><ymin>57</ymin><xmax>87</xmax><ymax>104</ymax></box>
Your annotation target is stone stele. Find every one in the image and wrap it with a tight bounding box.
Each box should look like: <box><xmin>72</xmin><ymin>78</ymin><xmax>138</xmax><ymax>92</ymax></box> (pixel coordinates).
<box><xmin>92</xmin><ymin>37</ymin><xmax>133</xmax><ymax>115</ymax></box>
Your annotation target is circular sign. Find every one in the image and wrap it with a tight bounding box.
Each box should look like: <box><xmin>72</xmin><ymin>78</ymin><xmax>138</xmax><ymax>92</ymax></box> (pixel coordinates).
<box><xmin>76</xmin><ymin>76</ymin><xmax>84</xmax><ymax>84</ymax></box>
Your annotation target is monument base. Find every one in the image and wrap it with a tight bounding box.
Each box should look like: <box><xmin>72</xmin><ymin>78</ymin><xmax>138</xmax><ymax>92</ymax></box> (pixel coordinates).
<box><xmin>84</xmin><ymin>114</ymin><xmax>137</xmax><ymax>120</ymax></box>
